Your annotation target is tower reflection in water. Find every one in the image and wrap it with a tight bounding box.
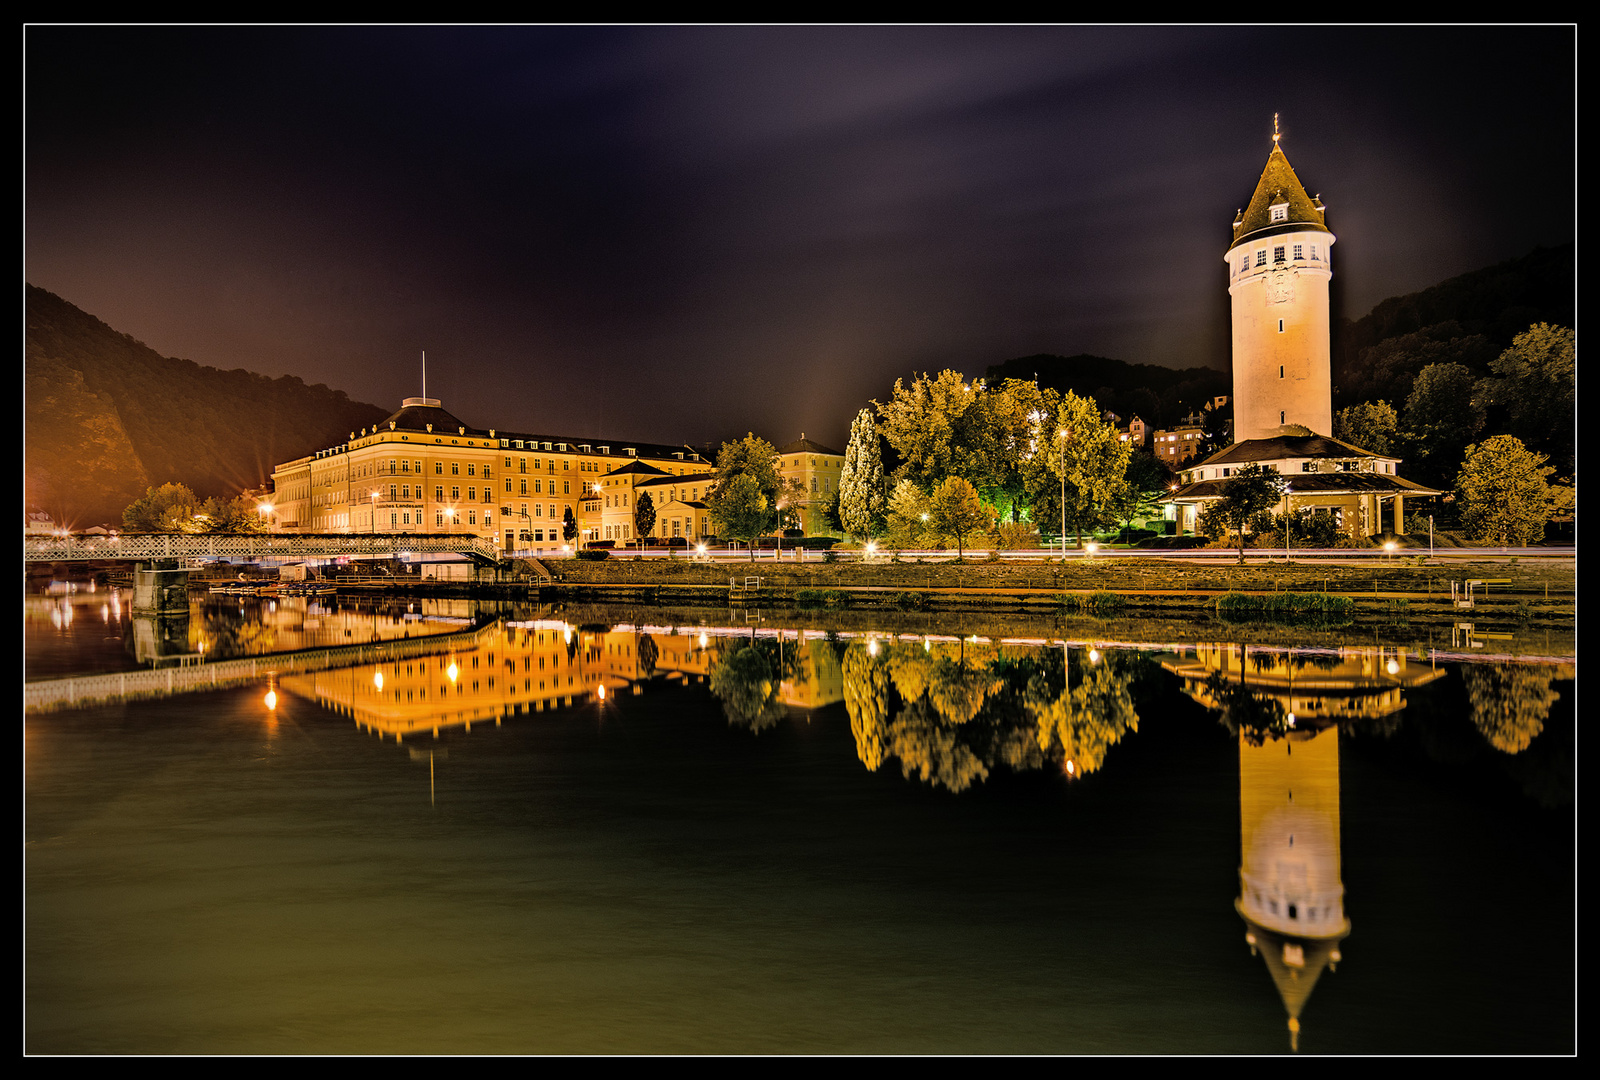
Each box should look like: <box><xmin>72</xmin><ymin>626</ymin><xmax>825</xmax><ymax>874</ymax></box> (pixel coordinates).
<box><xmin>1165</xmin><ymin>643</ymin><xmax>1443</xmax><ymax>1051</ymax></box>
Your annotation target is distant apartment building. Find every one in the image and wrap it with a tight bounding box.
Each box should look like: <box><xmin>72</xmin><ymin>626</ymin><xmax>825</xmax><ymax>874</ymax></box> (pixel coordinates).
<box><xmin>1118</xmin><ymin>415</ymin><xmax>1149</xmax><ymax>450</ymax></box>
<box><xmin>1150</xmin><ymin>423</ymin><xmax>1206</xmax><ymax>465</ymax></box>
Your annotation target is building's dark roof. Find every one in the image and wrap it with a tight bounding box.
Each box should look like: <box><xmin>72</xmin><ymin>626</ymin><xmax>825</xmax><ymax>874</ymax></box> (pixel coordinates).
<box><xmin>376</xmin><ymin>400</ymin><xmax>477</xmax><ymax>436</ymax></box>
<box><xmin>1229</xmin><ymin>142</ymin><xmax>1331</xmax><ymax>252</ymax></box>
<box><xmin>636</xmin><ymin>473</ymin><xmax>711</xmax><ymax>488</ymax></box>
<box><xmin>364</xmin><ymin>398</ymin><xmax>706</xmax><ymax>462</ymax></box>
<box><xmin>600</xmin><ymin>460</ymin><xmax>672</xmax><ymax>478</ymax></box>
<box><xmin>778</xmin><ymin>437</ymin><xmax>843</xmax><ymax>456</ymax></box>
<box><xmin>1169</xmin><ymin>471</ymin><xmax>1444</xmax><ymax>501</ymax></box>
<box><xmin>1195</xmin><ymin>435</ymin><xmax>1388</xmax><ymax>467</ymax></box>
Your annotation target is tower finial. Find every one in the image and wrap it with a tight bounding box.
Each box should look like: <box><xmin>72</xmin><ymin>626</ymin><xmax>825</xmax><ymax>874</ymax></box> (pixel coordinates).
<box><xmin>1273</xmin><ymin>113</ymin><xmax>1281</xmax><ymax>146</ymax></box>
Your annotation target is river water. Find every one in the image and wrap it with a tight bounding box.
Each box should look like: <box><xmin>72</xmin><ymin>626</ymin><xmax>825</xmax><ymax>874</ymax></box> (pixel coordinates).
<box><xmin>24</xmin><ymin>588</ymin><xmax>1574</xmax><ymax>1054</ymax></box>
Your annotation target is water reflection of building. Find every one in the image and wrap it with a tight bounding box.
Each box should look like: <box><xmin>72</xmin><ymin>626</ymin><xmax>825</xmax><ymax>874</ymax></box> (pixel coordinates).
<box><xmin>779</xmin><ymin>634</ymin><xmax>844</xmax><ymax>710</ymax></box>
<box><xmin>1236</xmin><ymin>724</ymin><xmax>1349</xmax><ymax>1051</ymax></box>
<box><xmin>279</xmin><ymin>623</ymin><xmax>720</xmax><ymax>739</ymax></box>
<box><xmin>1162</xmin><ymin>643</ymin><xmax>1442</xmax><ymax>1051</ymax></box>
<box><xmin>282</xmin><ymin>622</ymin><xmax>597</xmax><ymax>739</ymax></box>
<box><xmin>1162</xmin><ymin>643</ymin><xmax>1443</xmax><ymax>724</ymax></box>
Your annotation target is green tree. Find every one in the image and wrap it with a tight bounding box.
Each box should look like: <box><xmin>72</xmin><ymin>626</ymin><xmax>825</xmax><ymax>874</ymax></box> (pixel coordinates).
<box><xmin>708</xmin><ymin>474</ymin><xmax>771</xmax><ymax>560</ymax></box>
<box><xmin>1115</xmin><ymin>448</ymin><xmax>1174</xmax><ymax>535</ymax></box>
<box><xmin>1455</xmin><ymin>435</ymin><xmax>1564</xmax><ymax>545</ymax></box>
<box><xmin>562</xmin><ymin>506</ymin><xmax>578</xmax><ymax>545</ymax></box>
<box><xmin>884</xmin><ymin>478</ymin><xmax>931</xmax><ymax>549</ymax></box>
<box><xmin>838</xmin><ymin>407</ymin><xmax>888</xmax><ymax>542</ymax></box>
<box><xmin>122</xmin><ymin>482</ymin><xmax>200</xmax><ymax>532</ymax></box>
<box><xmin>928</xmin><ymin>476</ymin><xmax>996</xmax><ymax>559</ymax></box>
<box><xmin>1029</xmin><ymin>391</ymin><xmax>1132</xmax><ymax>548</ymax></box>
<box><xmin>1197</xmin><ymin>401</ymin><xmax>1232</xmax><ymax>458</ymax></box>
<box><xmin>970</xmin><ymin>378</ymin><xmax>1055</xmax><ymax>521</ymax></box>
<box><xmin>875</xmin><ymin>370</ymin><xmax>983</xmax><ymax>490</ymax></box>
<box><xmin>1334</xmin><ymin>399</ymin><xmax>1399</xmax><ymax>455</ymax></box>
<box><xmin>707</xmin><ymin>434</ymin><xmax>798</xmax><ymax>558</ymax></box>
<box><xmin>1401</xmin><ymin>363</ymin><xmax>1485</xmax><ymax>487</ymax></box>
<box><xmin>1476</xmin><ymin>323</ymin><xmax>1575</xmax><ymax>469</ymax></box>
<box><xmin>1211</xmin><ymin>463</ymin><xmax>1285</xmax><ymax>563</ymax></box>
<box><xmin>192</xmin><ymin>494</ymin><xmax>267</xmax><ymax>533</ymax></box>
<box><xmin>634</xmin><ymin>490</ymin><xmax>656</xmax><ymax>541</ymax></box>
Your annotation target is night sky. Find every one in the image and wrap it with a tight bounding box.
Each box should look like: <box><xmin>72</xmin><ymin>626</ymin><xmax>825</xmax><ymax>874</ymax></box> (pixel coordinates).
<box><xmin>26</xmin><ymin>25</ymin><xmax>1575</xmax><ymax>452</ymax></box>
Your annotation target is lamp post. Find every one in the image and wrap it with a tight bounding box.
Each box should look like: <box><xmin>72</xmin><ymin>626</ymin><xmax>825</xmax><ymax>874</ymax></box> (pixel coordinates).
<box><xmin>370</xmin><ymin>490</ymin><xmax>379</xmax><ymax>534</ymax></box>
<box><xmin>1058</xmin><ymin>427</ymin><xmax>1071</xmax><ymax>562</ymax></box>
<box><xmin>1283</xmin><ymin>484</ymin><xmax>1291</xmax><ymax>561</ymax></box>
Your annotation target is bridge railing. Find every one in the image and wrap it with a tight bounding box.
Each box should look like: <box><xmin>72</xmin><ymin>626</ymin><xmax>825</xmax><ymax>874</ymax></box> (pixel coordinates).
<box><xmin>25</xmin><ymin>532</ymin><xmax>504</xmax><ymax>564</ymax></box>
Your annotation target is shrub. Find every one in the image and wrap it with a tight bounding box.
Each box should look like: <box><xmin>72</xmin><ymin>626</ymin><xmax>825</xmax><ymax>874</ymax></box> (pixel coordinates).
<box><xmin>575</xmin><ymin>549</ymin><xmax>609</xmax><ymax>561</ymax></box>
<box><xmin>893</xmin><ymin>590</ymin><xmax>928</xmax><ymax>611</ymax></box>
<box><xmin>1215</xmin><ymin>591</ymin><xmax>1354</xmax><ymax>624</ymax></box>
<box><xmin>795</xmin><ymin>588</ymin><xmax>850</xmax><ymax>609</ymax></box>
<box><xmin>1054</xmin><ymin>591</ymin><xmax>1126</xmax><ymax>615</ymax></box>
<box><xmin>993</xmin><ymin>520</ymin><xmax>1042</xmax><ymax>550</ymax></box>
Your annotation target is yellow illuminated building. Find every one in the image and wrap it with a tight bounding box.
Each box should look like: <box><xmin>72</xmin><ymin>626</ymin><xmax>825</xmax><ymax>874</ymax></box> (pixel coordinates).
<box><xmin>270</xmin><ymin>395</ymin><xmax>713</xmax><ymax>554</ymax></box>
<box><xmin>1165</xmin><ymin>124</ymin><xmax>1441</xmax><ymax>537</ymax></box>
<box><xmin>777</xmin><ymin>435</ymin><xmax>844</xmax><ymax>536</ymax></box>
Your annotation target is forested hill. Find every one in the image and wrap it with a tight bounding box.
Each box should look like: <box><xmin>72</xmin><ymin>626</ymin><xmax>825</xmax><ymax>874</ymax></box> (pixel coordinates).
<box><xmin>981</xmin><ymin>354</ymin><xmax>1229</xmax><ymax>430</ymax></box>
<box><xmin>1332</xmin><ymin>244</ymin><xmax>1573</xmax><ymax>408</ymax></box>
<box><xmin>25</xmin><ymin>284</ymin><xmax>389</xmax><ymax>527</ymax></box>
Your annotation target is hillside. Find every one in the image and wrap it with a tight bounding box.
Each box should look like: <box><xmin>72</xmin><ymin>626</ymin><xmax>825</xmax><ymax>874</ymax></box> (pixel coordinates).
<box><xmin>1331</xmin><ymin>244</ymin><xmax>1573</xmax><ymax>408</ymax></box>
<box><xmin>981</xmin><ymin>354</ymin><xmax>1229</xmax><ymax>429</ymax></box>
<box><xmin>25</xmin><ymin>285</ymin><xmax>389</xmax><ymax>527</ymax></box>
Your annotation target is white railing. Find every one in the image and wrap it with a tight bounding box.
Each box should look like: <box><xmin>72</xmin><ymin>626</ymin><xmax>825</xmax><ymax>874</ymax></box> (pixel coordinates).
<box><xmin>25</xmin><ymin>620</ymin><xmax>502</xmax><ymax>714</ymax></box>
<box><xmin>24</xmin><ymin>532</ymin><xmax>504</xmax><ymax>564</ymax></box>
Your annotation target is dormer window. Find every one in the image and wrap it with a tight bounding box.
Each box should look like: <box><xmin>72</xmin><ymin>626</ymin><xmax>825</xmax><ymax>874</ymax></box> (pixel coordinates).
<box><xmin>1270</xmin><ymin>202</ymin><xmax>1288</xmax><ymax>223</ymax></box>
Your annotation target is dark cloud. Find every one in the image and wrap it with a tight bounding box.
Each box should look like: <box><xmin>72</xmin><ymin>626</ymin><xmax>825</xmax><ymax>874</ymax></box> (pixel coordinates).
<box><xmin>26</xmin><ymin>25</ymin><xmax>1574</xmax><ymax>452</ymax></box>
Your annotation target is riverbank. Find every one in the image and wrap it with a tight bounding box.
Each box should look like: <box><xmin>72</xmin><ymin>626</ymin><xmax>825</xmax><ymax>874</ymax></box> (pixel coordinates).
<box><xmin>528</xmin><ymin>553</ymin><xmax>1574</xmax><ymax>624</ymax></box>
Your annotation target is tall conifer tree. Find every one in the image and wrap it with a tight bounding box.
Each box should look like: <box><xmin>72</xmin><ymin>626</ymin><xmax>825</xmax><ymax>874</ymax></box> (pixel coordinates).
<box><xmin>838</xmin><ymin>408</ymin><xmax>887</xmax><ymax>542</ymax></box>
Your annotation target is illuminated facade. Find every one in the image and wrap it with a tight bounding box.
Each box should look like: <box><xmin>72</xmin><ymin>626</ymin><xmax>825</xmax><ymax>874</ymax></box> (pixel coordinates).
<box><xmin>270</xmin><ymin>396</ymin><xmax>712</xmax><ymax>554</ymax></box>
<box><xmin>1165</xmin><ymin>127</ymin><xmax>1441</xmax><ymax>537</ymax></box>
<box><xmin>777</xmin><ymin>435</ymin><xmax>844</xmax><ymax>536</ymax></box>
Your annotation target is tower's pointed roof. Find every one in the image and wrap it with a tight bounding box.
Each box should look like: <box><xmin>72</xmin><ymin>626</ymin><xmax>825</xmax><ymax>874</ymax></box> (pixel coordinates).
<box><xmin>1228</xmin><ymin>139</ymin><xmax>1331</xmax><ymax>252</ymax></box>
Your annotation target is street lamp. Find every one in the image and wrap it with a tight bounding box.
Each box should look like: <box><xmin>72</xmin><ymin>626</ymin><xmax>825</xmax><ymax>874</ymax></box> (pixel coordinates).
<box><xmin>370</xmin><ymin>489</ymin><xmax>379</xmax><ymax>534</ymax></box>
<box><xmin>1283</xmin><ymin>483</ymin><xmax>1291</xmax><ymax>560</ymax></box>
<box><xmin>1058</xmin><ymin>427</ymin><xmax>1072</xmax><ymax>562</ymax></box>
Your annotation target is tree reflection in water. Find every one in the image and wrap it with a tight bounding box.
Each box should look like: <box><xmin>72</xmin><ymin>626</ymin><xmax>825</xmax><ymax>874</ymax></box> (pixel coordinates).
<box><xmin>708</xmin><ymin>640</ymin><xmax>788</xmax><ymax>733</ymax></box>
<box><xmin>841</xmin><ymin>642</ymin><xmax>890</xmax><ymax>771</ymax></box>
<box><xmin>839</xmin><ymin>639</ymin><xmax>1145</xmax><ymax>792</ymax></box>
<box><xmin>1026</xmin><ymin>652</ymin><xmax>1141</xmax><ymax>778</ymax></box>
<box><xmin>1462</xmin><ymin>662</ymin><xmax>1563</xmax><ymax>754</ymax></box>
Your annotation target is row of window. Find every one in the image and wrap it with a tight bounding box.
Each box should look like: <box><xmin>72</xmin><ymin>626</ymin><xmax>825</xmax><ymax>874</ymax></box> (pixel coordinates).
<box><xmin>1237</xmin><ymin>242</ymin><xmax>1324</xmax><ymax>275</ymax></box>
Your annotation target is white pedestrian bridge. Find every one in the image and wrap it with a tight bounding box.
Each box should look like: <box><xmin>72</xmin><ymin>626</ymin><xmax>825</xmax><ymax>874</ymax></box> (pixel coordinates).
<box><xmin>24</xmin><ymin>531</ymin><xmax>505</xmax><ymax>565</ymax></box>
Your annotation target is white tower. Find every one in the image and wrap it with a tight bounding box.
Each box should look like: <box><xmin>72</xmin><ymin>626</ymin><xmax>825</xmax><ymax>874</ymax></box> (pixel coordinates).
<box><xmin>1225</xmin><ymin>122</ymin><xmax>1336</xmax><ymax>443</ymax></box>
